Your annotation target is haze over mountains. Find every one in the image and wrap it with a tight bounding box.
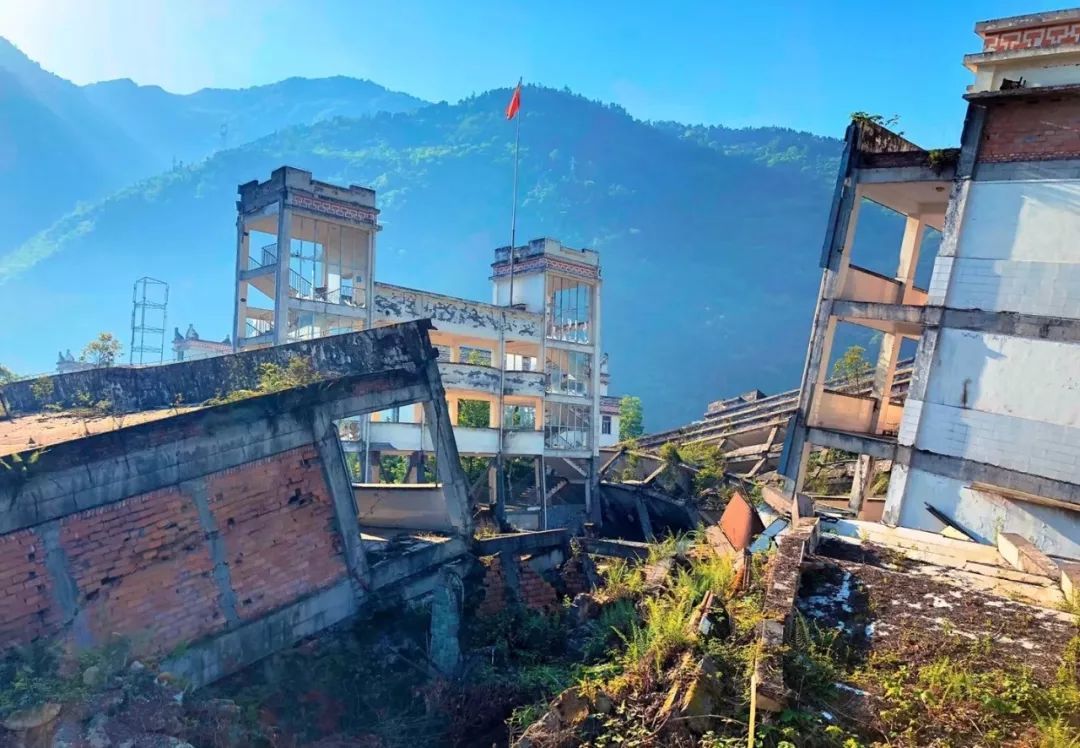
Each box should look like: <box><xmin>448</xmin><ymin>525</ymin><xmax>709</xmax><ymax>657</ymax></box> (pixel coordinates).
<box><xmin>0</xmin><ymin>38</ymin><xmax>913</xmax><ymax>429</ymax></box>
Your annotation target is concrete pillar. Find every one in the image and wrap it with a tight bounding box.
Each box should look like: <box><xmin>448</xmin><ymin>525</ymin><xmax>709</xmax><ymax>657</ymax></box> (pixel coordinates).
<box><xmin>420</xmin><ymin>358</ymin><xmax>472</xmax><ymax>535</ymax></box>
<box><xmin>786</xmin><ymin>191</ymin><xmax>860</xmax><ymax>494</ymax></box>
<box><xmin>850</xmin><ymin>320</ymin><xmax>904</xmax><ymax>513</ymax></box>
<box><xmin>849</xmin><ymin>455</ymin><xmax>876</xmax><ymax>514</ymax></box>
<box><xmin>896</xmin><ymin>215</ymin><xmax>926</xmax><ymax>297</ymax></box>
<box><xmin>360</xmin><ymin>228</ymin><xmax>376</xmax><ymax>481</ymax></box>
<box><xmin>488</xmin><ymin>462</ymin><xmax>500</xmax><ymax>509</ymax></box>
<box><xmin>312</xmin><ymin>408</ymin><xmax>370</xmax><ymax>584</ymax></box>
<box><xmin>273</xmin><ymin>202</ymin><xmax>292</xmax><ymax>345</ymax></box>
<box><xmin>535</xmin><ymin>456</ymin><xmax>547</xmax><ymax>530</ymax></box>
<box><xmin>233</xmin><ymin>217</ymin><xmax>249</xmax><ymax>351</ymax></box>
<box><xmin>429</xmin><ymin>567</ymin><xmax>462</xmax><ymax>675</ymax></box>
<box><xmin>406</xmin><ymin>451</ymin><xmax>422</xmax><ymax>483</ymax></box>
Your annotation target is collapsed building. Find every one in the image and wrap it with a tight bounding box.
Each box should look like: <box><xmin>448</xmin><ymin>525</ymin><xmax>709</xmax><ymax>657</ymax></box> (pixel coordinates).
<box><xmin>781</xmin><ymin>7</ymin><xmax>1080</xmax><ymax>559</ymax></box>
<box><xmin>0</xmin><ymin>323</ymin><xmax>475</xmax><ymax>687</ymax></box>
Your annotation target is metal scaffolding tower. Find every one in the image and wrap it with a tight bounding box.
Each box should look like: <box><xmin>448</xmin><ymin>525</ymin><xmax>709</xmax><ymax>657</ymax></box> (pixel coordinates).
<box><xmin>129</xmin><ymin>277</ymin><xmax>169</xmax><ymax>365</ymax></box>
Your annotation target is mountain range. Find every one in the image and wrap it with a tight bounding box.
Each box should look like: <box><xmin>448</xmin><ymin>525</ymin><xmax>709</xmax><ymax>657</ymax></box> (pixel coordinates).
<box><xmin>0</xmin><ymin>38</ymin><xmax>916</xmax><ymax>429</ymax></box>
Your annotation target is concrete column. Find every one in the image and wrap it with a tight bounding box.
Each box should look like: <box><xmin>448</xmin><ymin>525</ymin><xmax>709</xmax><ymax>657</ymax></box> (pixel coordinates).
<box><xmin>590</xmin><ymin>280</ymin><xmax>603</xmax><ymax>458</ymax></box>
<box><xmin>273</xmin><ymin>202</ymin><xmax>292</xmax><ymax>345</ymax></box>
<box><xmin>535</xmin><ymin>456</ymin><xmax>547</xmax><ymax>530</ymax></box>
<box><xmin>849</xmin><ymin>455</ymin><xmax>876</xmax><ymax>514</ymax></box>
<box><xmin>233</xmin><ymin>217</ymin><xmax>249</xmax><ymax>351</ymax></box>
<box><xmin>896</xmin><ymin>215</ymin><xmax>926</xmax><ymax>298</ymax></box>
<box><xmin>313</xmin><ymin>408</ymin><xmax>370</xmax><ymax>584</ymax></box>
<box><xmin>360</xmin><ymin>228</ymin><xmax>376</xmax><ymax>482</ymax></box>
<box><xmin>406</xmin><ymin>451</ymin><xmax>421</xmax><ymax>483</ymax></box>
<box><xmin>850</xmin><ymin>322</ymin><xmax>904</xmax><ymax>513</ymax></box>
<box><xmin>421</xmin><ymin>358</ymin><xmax>472</xmax><ymax>536</ymax></box>
<box><xmin>786</xmin><ymin>188</ymin><xmax>861</xmax><ymax>494</ymax></box>
<box><xmin>488</xmin><ymin>462</ymin><xmax>501</xmax><ymax>512</ymax></box>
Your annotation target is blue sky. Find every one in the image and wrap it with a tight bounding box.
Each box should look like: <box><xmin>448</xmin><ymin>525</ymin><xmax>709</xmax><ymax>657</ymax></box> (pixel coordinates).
<box><xmin>0</xmin><ymin>0</ymin><xmax>1044</xmax><ymax>146</ymax></box>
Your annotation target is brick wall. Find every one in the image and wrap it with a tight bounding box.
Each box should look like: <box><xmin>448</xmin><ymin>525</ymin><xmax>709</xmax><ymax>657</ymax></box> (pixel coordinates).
<box><xmin>0</xmin><ymin>444</ymin><xmax>350</xmax><ymax>655</ymax></box>
<box><xmin>476</xmin><ymin>552</ymin><xmax>564</xmax><ymax>616</ymax></box>
<box><xmin>61</xmin><ymin>487</ymin><xmax>223</xmax><ymax>652</ymax></box>
<box><xmin>979</xmin><ymin>98</ymin><xmax>1080</xmax><ymax>163</ymax></box>
<box><xmin>477</xmin><ymin>556</ymin><xmax>508</xmax><ymax>616</ymax></box>
<box><xmin>0</xmin><ymin>530</ymin><xmax>57</xmax><ymax>645</ymax></box>
<box><xmin>518</xmin><ymin>562</ymin><xmax>559</xmax><ymax>614</ymax></box>
<box><xmin>208</xmin><ymin>446</ymin><xmax>345</xmax><ymax>620</ymax></box>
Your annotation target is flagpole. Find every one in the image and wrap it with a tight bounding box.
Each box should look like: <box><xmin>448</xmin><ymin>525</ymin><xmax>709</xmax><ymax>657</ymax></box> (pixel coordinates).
<box><xmin>496</xmin><ymin>78</ymin><xmax>521</xmax><ymax>527</ymax></box>
<box><xmin>508</xmin><ymin>77</ymin><xmax>522</xmax><ymax>304</ymax></box>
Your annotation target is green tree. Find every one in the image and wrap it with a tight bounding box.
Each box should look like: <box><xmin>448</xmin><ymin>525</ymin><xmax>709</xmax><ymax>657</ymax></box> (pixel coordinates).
<box><xmin>0</xmin><ymin>365</ymin><xmax>15</xmax><ymax>385</ymax></box>
<box><xmin>380</xmin><ymin>455</ymin><xmax>409</xmax><ymax>484</ymax></box>
<box><xmin>832</xmin><ymin>345</ymin><xmax>871</xmax><ymax>389</ymax></box>
<box><xmin>618</xmin><ymin>395</ymin><xmax>643</xmax><ymax>441</ymax></box>
<box><xmin>80</xmin><ymin>333</ymin><xmax>122</xmax><ymax>368</ymax></box>
<box><xmin>458</xmin><ymin>399</ymin><xmax>491</xmax><ymax>428</ymax></box>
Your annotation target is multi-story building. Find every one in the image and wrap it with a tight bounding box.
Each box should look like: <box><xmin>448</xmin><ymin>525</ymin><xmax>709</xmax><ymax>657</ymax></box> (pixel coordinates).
<box><xmin>784</xmin><ymin>8</ymin><xmax>1080</xmax><ymax>557</ymax></box>
<box><xmin>232</xmin><ymin>167</ymin><xmax>616</xmax><ymax>527</ymax></box>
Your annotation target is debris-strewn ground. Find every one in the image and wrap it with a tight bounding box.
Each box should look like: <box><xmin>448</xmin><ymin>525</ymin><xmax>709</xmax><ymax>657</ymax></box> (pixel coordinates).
<box><xmin>2</xmin><ymin>533</ymin><xmax>1077</xmax><ymax>747</ymax></box>
<box><xmin>791</xmin><ymin>538</ymin><xmax>1080</xmax><ymax>747</ymax></box>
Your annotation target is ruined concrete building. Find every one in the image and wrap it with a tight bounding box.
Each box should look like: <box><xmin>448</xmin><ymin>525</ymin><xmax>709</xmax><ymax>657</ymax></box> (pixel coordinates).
<box><xmin>0</xmin><ymin>322</ymin><xmax>474</xmax><ymax>686</ymax></box>
<box><xmin>232</xmin><ymin>167</ymin><xmax>621</xmax><ymax>529</ymax></box>
<box><xmin>783</xmin><ymin>9</ymin><xmax>1080</xmax><ymax>558</ymax></box>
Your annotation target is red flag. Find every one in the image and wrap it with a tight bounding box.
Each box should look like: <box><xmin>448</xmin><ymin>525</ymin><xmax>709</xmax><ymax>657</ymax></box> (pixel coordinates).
<box><xmin>505</xmin><ymin>83</ymin><xmax>521</xmax><ymax>120</ymax></box>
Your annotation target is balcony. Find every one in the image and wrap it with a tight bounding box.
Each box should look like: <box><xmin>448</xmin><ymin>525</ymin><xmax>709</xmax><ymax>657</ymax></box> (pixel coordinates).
<box><xmin>832</xmin><ymin>265</ymin><xmax>929</xmax><ymax>336</ymax></box>
<box><xmin>805</xmin><ymin>391</ymin><xmax>906</xmax><ymax>460</ymax></box>
<box><xmin>374</xmin><ymin>283</ymin><xmax>542</xmax><ymax>340</ymax></box>
<box><xmin>361</xmin><ymin>420</ymin><xmax>544</xmax><ymax>456</ymax></box>
<box><xmin>440</xmin><ymin>362</ymin><xmax>545</xmax><ymax>397</ymax></box>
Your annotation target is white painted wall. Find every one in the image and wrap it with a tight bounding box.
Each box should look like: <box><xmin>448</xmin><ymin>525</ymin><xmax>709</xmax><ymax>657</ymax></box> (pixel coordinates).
<box><xmin>899</xmin><ymin>330</ymin><xmax>1080</xmax><ymax>484</ymax></box>
<box><xmin>493</xmin><ymin>272</ymin><xmax>545</xmax><ymax>313</ymax></box>
<box><xmin>926</xmin><ymin>329</ymin><xmax>1080</xmax><ymax>427</ymax></box>
<box><xmin>887</xmin><ymin>465</ymin><xmax>1080</xmax><ymax>558</ymax></box>
<box><xmin>933</xmin><ymin>180</ymin><xmax>1080</xmax><ymax>319</ymax></box>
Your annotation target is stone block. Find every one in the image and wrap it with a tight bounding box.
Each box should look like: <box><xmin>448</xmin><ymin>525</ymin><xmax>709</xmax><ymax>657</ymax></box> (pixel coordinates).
<box><xmin>998</xmin><ymin>532</ymin><xmax>1060</xmax><ymax>580</ymax></box>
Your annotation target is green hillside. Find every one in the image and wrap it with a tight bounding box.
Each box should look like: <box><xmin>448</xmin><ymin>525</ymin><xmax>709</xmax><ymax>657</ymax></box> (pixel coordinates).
<box><xmin>0</xmin><ymin>84</ymin><xmax>860</xmax><ymax>428</ymax></box>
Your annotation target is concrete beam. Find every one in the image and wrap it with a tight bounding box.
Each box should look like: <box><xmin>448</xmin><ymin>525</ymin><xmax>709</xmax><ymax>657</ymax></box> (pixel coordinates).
<box><xmin>367</xmin><ymin>537</ymin><xmax>469</xmax><ymax>591</ymax></box>
<box><xmin>831</xmin><ymin>301</ymin><xmax>926</xmax><ymax>325</ymax></box>
<box><xmin>940</xmin><ymin>309</ymin><xmax>1080</xmax><ymax>344</ymax></box>
<box><xmin>474</xmin><ymin>529</ymin><xmax>569</xmax><ymax>556</ymax></box>
<box><xmin>973</xmin><ymin>157</ymin><xmax>1080</xmax><ymax>182</ymax></box>
<box><xmin>1</xmin><ymin>320</ymin><xmax>434</xmax><ymax>416</ymax></box>
<box><xmin>577</xmin><ymin>536</ymin><xmax>651</xmax><ymax>560</ymax></box>
<box><xmin>163</xmin><ymin>578</ymin><xmax>359</xmax><ymax>689</ymax></box>
<box><xmin>855</xmin><ymin>166</ymin><xmax>956</xmax><ymax>184</ymax></box>
<box><xmin>806</xmin><ymin>427</ymin><xmax>897</xmax><ymax>461</ymax></box>
<box><xmin>896</xmin><ymin>448</ymin><xmax>1080</xmax><ymax>508</ymax></box>
<box><xmin>0</xmin><ymin>374</ymin><xmax>433</xmax><ymax>534</ymax></box>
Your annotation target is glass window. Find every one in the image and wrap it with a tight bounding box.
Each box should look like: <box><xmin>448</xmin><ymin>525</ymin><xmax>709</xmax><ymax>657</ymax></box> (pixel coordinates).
<box><xmin>602</xmin><ymin>415</ymin><xmax>612</xmax><ymax>435</ymax></box>
<box><xmin>544</xmin><ymin>403</ymin><xmax>591</xmax><ymax>450</ymax></box>
<box><xmin>545</xmin><ymin>349</ymin><xmax>591</xmax><ymax>396</ymax></box>
<box><xmin>547</xmin><ymin>276</ymin><xmax>593</xmax><ymax>343</ymax></box>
